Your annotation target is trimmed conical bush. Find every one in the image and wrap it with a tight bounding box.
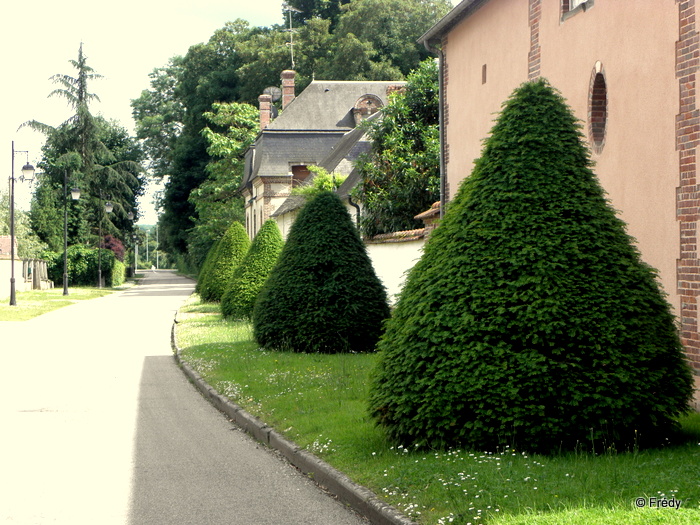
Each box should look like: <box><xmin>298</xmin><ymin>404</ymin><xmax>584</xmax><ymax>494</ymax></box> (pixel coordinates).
<box><xmin>368</xmin><ymin>79</ymin><xmax>694</xmax><ymax>453</ymax></box>
<box><xmin>195</xmin><ymin>238</ymin><xmax>219</xmax><ymax>295</ymax></box>
<box><xmin>253</xmin><ymin>191</ymin><xmax>390</xmax><ymax>353</ymax></box>
<box><xmin>221</xmin><ymin>220</ymin><xmax>284</xmax><ymax>320</ymax></box>
<box><xmin>198</xmin><ymin>222</ymin><xmax>250</xmax><ymax>303</ymax></box>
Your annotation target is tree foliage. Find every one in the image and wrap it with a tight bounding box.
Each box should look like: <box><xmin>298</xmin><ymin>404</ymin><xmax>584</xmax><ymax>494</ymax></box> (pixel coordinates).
<box><xmin>197</xmin><ymin>221</ymin><xmax>250</xmax><ymax>303</ymax></box>
<box><xmin>285</xmin><ymin>0</ymin><xmax>351</xmax><ymax>28</ymax></box>
<box><xmin>253</xmin><ymin>192</ymin><xmax>390</xmax><ymax>353</ymax></box>
<box><xmin>335</xmin><ymin>0</ymin><xmax>452</xmax><ymax>77</ymax></box>
<box><xmin>354</xmin><ymin>59</ymin><xmax>441</xmax><ymax>237</ymax></box>
<box><xmin>30</xmin><ymin>118</ymin><xmax>144</xmax><ymax>252</ymax></box>
<box><xmin>0</xmin><ymin>192</ymin><xmax>48</xmax><ymax>258</ymax></box>
<box><xmin>221</xmin><ymin>220</ymin><xmax>284</xmax><ymax>320</ymax></box>
<box><xmin>291</xmin><ymin>165</ymin><xmax>347</xmax><ymax>197</ymax></box>
<box><xmin>368</xmin><ymin>79</ymin><xmax>695</xmax><ymax>454</ymax></box>
<box><xmin>134</xmin><ymin>1</ymin><xmax>451</xmax><ymax>267</ymax></box>
<box><xmin>23</xmin><ymin>44</ymin><xmax>144</xmax><ymax>254</ymax></box>
<box><xmin>131</xmin><ymin>56</ymin><xmax>184</xmax><ymax>180</ymax></box>
<box><xmin>186</xmin><ymin>101</ymin><xmax>259</xmax><ymax>270</ymax></box>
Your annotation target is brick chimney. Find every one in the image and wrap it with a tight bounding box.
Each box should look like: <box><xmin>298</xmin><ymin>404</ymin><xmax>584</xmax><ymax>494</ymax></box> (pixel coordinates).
<box><xmin>281</xmin><ymin>70</ymin><xmax>296</xmax><ymax>109</ymax></box>
<box><xmin>258</xmin><ymin>93</ymin><xmax>272</xmax><ymax>130</ymax></box>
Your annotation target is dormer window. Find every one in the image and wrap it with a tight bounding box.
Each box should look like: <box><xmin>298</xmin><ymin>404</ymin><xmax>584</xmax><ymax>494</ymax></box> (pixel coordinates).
<box><xmin>291</xmin><ymin>164</ymin><xmax>312</xmax><ymax>186</ymax></box>
<box><xmin>353</xmin><ymin>94</ymin><xmax>384</xmax><ymax>125</ymax></box>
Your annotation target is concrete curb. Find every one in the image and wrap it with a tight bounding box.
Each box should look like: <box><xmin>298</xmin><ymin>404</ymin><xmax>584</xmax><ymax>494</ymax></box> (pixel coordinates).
<box><xmin>170</xmin><ymin>320</ymin><xmax>415</xmax><ymax>525</ymax></box>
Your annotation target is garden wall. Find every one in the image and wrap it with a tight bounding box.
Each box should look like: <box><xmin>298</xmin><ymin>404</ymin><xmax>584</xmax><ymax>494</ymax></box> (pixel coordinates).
<box><xmin>365</xmin><ymin>231</ymin><xmax>425</xmax><ymax>304</ymax></box>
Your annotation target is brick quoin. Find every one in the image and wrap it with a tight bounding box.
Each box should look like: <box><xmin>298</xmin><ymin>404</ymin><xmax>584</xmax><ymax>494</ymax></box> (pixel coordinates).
<box><xmin>443</xmin><ymin>35</ymin><xmax>451</xmax><ymax>201</ymax></box>
<box><xmin>677</xmin><ymin>0</ymin><xmax>700</xmax><ymax>371</ymax></box>
<box><xmin>528</xmin><ymin>0</ymin><xmax>542</xmax><ymax>80</ymax></box>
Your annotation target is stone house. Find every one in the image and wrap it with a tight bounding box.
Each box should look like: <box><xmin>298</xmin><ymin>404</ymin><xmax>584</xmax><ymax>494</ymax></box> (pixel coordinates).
<box><xmin>419</xmin><ymin>0</ymin><xmax>700</xmax><ymax>369</ymax></box>
<box><xmin>240</xmin><ymin>70</ymin><xmax>405</xmax><ymax>239</ymax></box>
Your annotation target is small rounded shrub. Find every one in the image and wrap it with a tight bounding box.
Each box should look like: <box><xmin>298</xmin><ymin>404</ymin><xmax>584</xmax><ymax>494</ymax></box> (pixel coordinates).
<box><xmin>198</xmin><ymin>222</ymin><xmax>250</xmax><ymax>303</ymax></box>
<box><xmin>253</xmin><ymin>192</ymin><xmax>390</xmax><ymax>353</ymax></box>
<box><xmin>221</xmin><ymin>220</ymin><xmax>284</xmax><ymax>320</ymax></box>
<box><xmin>368</xmin><ymin>79</ymin><xmax>695</xmax><ymax>454</ymax></box>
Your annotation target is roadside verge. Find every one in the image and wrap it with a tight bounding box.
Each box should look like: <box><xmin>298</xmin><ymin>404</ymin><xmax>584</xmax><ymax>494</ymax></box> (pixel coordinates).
<box><xmin>171</xmin><ymin>318</ymin><xmax>415</xmax><ymax>525</ymax></box>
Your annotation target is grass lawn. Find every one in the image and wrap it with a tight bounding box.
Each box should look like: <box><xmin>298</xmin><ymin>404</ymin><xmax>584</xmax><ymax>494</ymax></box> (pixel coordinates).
<box><xmin>175</xmin><ymin>296</ymin><xmax>700</xmax><ymax>525</ymax></box>
<box><xmin>0</xmin><ymin>287</ymin><xmax>117</xmax><ymax>321</ymax></box>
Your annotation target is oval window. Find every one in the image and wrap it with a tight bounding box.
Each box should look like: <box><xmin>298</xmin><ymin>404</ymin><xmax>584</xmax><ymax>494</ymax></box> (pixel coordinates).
<box><xmin>589</xmin><ymin>70</ymin><xmax>607</xmax><ymax>153</ymax></box>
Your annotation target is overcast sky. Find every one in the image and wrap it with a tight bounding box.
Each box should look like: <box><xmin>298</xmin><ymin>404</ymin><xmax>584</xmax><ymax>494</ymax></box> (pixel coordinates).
<box><xmin>1</xmin><ymin>0</ymin><xmax>456</xmax><ymax>222</ymax></box>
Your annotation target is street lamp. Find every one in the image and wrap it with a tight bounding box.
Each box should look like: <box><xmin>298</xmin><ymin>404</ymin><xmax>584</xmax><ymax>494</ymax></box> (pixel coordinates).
<box><xmin>132</xmin><ymin>233</ymin><xmax>139</xmax><ymax>273</ymax></box>
<box><xmin>63</xmin><ymin>170</ymin><xmax>80</xmax><ymax>296</ymax></box>
<box><xmin>97</xmin><ymin>194</ymin><xmax>113</xmax><ymax>288</ymax></box>
<box><xmin>8</xmin><ymin>141</ymin><xmax>35</xmax><ymax>306</ymax></box>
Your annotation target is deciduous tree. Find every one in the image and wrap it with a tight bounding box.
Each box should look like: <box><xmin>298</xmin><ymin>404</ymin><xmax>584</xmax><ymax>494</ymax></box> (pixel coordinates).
<box><xmin>354</xmin><ymin>59</ymin><xmax>440</xmax><ymax>237</ymax></box>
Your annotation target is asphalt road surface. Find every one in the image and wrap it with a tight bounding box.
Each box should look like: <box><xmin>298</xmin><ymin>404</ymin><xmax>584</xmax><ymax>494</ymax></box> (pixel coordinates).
<box><xmin>0</xmin><ymin>270</ymin><xmax>367</xmax><ymax>524</ymax></box>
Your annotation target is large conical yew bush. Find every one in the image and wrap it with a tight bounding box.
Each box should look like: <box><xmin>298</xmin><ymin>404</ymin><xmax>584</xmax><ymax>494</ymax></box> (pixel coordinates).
<box><xmin>198</xmin><ymin>222</ymin><xmax>250</xmax><ymax>303</ymax></box>
<box><xmin>221</xmin><ymin>219</ymin><xmax>284</xmax><ymax>320</ymax></box>
<box><xmin>253</xmin><ymin>191</ymin><xmax>390</xmax><ymax>353</ymax></box>
<box><xmin>368</xmin><ymin>79</ymin><xmax>694</xmax><ymax>453</ymax></box>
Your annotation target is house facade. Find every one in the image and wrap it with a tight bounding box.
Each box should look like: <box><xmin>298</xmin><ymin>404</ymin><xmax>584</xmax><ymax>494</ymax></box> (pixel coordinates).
<box><xmin>240</xmin><ymin>71</ymin><xmax>404</xmax><ymax>239</ymax></box>
<box><xmin>421</xmin><ymin>0</ymin><xmax>700</xmax><ymax>370</ymax></box>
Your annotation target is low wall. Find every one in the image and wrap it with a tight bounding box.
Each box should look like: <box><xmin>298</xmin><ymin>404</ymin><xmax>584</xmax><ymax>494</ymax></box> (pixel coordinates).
<box><xmin>365</xmin><ymin>233</ymin><xmax>425</xmax><ymax>304</ymax></box>
<box><xmin>0</xmin><ymin>258</ymin><xmax>53</xmax><ymax>300</ymax></box>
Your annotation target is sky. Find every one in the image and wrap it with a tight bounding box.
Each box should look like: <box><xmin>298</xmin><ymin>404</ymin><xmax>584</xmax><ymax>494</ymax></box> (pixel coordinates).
<box><xmin>1</xmin><ymin>0</ymin><xmax>457</xmax><ymax>223</ymax></box>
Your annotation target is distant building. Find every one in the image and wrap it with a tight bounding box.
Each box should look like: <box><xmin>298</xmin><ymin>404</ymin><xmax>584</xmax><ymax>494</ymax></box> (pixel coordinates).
<box><xmin>240</xmin><ymin>70</ymin><xmax>405</xmax><ymax>239</ymax></box>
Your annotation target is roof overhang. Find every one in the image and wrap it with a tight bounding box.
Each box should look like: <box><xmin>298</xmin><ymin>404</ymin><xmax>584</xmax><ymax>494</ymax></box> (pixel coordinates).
<box><xmin>419</xmin><ymin>0</ymin><xmax>492</xmax><ymax>49</ymax></box>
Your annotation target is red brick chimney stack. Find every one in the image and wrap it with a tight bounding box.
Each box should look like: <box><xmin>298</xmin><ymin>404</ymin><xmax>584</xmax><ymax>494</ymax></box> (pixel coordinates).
<box><xmin>281</xmin><ymin>70</ymin><xmax>296</xmax><ymax>109</ymax></box>
<box><xmin>258</xmin><ymin>93</ymin><xmax>272</xmax><ymax>130</ymax></box>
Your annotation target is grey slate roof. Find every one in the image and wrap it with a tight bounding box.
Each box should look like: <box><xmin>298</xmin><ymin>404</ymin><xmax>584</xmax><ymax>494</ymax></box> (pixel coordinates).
<box><xmin>267</xmin><ymin>81</ymin><xmax>400</xmax><ymax>131</ymax></box>
<box><xmin>241</xmin><ymin>80</ymin><xmax>404</xmax><ymax>192</ymax></box>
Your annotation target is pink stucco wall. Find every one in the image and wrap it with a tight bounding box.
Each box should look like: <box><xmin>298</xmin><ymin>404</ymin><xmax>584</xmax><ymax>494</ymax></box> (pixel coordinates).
<box><xmin>444</xmin><ymin>0</ymin><xmax>681</xmax><ymax>309</ymax></box>
<box><xmin>444</xmin><ymin>0</ymin><xmax>529</xmax><ymax>200</ymax></box>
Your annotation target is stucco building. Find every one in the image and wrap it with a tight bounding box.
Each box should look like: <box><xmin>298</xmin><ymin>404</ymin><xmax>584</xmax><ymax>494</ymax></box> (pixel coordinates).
<box><xmin>420</xmin><ymin>0</ymin><xmax>700</xmax><ymax>370</ymax></box>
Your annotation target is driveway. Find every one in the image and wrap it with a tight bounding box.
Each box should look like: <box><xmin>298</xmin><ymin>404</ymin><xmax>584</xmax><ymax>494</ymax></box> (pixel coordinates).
<box><xmin>0</xmin><ymin>270</ymin><xmax>366</xmax><ymax>524</ymax></box>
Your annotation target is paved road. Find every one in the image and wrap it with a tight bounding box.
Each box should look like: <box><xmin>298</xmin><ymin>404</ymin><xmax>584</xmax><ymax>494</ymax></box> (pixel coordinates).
<box><xmin>0</xmin><ymin>270</ymin><xmax>367</xmax><ymax>524</ymax></box>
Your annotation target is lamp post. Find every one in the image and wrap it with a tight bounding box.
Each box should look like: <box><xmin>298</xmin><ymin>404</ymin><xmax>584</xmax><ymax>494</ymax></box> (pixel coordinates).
<box><xmin>132</xmin><ymin>233</ymin><xmax>139</xmax><ymax>273</ymax></box>
<box><xmin>63</xmin><ymin>170</ymin><xmax>80</xmax><ymax>295</ymax></box>
<box><xmin>127</xmin><ymin>211</ymin><xmax>135</xmax><ymax>276</ymax></box>
<box><xmin>8</xmin><ymin>141</ymin><xmax>35</xmax><ymax>306</ymax></box>
<box><xmin>97</xmin><ymin>194</ymin><xmax>113</xmax><ymax>288</ymax></box>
